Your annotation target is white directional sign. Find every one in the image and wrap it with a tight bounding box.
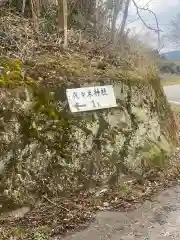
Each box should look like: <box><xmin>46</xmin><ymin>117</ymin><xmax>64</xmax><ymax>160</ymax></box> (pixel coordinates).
<box><xmin>66</xmin><ymin>85</ymin><xmax>117</xmax><ymax>113</ymax></box>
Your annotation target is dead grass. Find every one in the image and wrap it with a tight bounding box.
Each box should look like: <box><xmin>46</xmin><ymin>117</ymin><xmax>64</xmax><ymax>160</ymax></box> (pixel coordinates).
<box><xmin>171</xmin><ymin>103</ymin><xmax>180</xmax><ymax>113</ymax></box>
<box><xmin>161</xmin><ymin>74</ymin><xmax>180</xmax><ymax>86</ymax></box>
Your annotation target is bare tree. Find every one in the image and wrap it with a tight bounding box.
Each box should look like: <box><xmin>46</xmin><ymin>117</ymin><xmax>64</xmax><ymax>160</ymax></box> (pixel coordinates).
<box><xmin>94</xmin><ymin>0</ymin><xmax>110</xmax><ymax>34</ymax></box>
<box><xmin>119</xmin><ymin>0</ymin><xmax>130</xmax><ymax>37</ymax></box>
<box><xmin>57</xmin><ymin>0</ymin><xmax>64</xmax><ymax>33</ymax></box>
<box><xmin>22</xmin><ymin>0</ymin><xmax>26</xmax><ymax>14</ymax></box>
<box><xmin>30</xmin><ymin>0</ymin><xmax>40</xmax><ymax>35</ymax></box>
<box><xmin>63</xmin><ymin>0</ymin><xmax>68</xmax><ymax>48</ymax></box>
<box><xmin>57</xmin><ymin>0</ymin><xmax>68</xmax><ymax>47</ymax></box>
<box><xmin>169</xmin><ymin>13</ymin><xmax>180</xmax><ymax>46</ymax></box>
<box><xmin>131</xmin><ymin>0</ymin><xmax>162</xmax><ymax>49</ymax></box>
<box><xmin>111</xmin><ymin>0</ymin><xmax>124</xmax><ymax>43</ymax></box>
<box><xmin>8</xmin><ymin>0</ymin><xmax>162</xmax><ymax>54</ymax></box>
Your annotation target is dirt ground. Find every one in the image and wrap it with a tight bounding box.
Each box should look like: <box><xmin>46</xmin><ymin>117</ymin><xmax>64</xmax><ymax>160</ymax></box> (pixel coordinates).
<box><xmin>57</xmin><ymin>184</ymin><xmax>180</xmax><ymax>240</ymax></box>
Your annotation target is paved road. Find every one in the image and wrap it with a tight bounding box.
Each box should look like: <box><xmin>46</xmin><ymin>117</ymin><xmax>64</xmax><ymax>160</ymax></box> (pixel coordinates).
<box><xmin>163</xmin><ymin>84</ymin><xmax>180</xmax><ymax>105</ymax></box>
<box><xmin>58</xmin><ymin>185</ymin><xmax>180</xmax><ymax>240</ymax></box>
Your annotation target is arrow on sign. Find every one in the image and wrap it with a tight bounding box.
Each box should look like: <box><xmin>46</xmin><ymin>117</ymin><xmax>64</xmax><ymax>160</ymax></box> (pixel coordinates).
<box><xmin>74</xmin><ymin>102</ymin><xmax>86</xmax><ymax>110</ymax></box>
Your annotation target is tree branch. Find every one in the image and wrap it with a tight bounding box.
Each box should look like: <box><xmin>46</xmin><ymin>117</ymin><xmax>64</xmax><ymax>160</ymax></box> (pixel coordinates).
<box><xmin>132</xmin><ymin>0</ymin><xmax>162</xmax><ymax>48</ymax></box>
<box><xmin>127</xmin><ymin>0</ymin><xmax>153</xmax><ymax>25</ymax></box>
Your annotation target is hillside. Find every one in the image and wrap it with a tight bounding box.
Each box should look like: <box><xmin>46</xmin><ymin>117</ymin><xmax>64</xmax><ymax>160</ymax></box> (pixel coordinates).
<box><xmin>162</xmin><ymin>51</ymin><xmax>180</xmax><ymax>61</ymax></box>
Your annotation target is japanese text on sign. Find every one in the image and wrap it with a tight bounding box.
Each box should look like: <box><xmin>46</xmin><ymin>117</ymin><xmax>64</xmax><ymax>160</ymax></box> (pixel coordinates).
<box><xmin>66</xmin><ymin>85</ymin><xmax>117</xmax><ymax>112</ymax></box>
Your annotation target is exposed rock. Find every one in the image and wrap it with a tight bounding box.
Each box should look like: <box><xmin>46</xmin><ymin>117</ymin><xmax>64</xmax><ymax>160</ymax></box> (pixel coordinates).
<box><xmin>0</xmin><ymin>54</ymin><xmax>176</xmax><ymax>213</ymax></box>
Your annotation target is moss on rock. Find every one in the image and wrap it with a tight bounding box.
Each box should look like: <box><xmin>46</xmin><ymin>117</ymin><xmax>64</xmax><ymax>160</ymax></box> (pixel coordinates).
<box><xmin>0</xmin><ymin>54</ymin><xmax>176</xmax><ymax>211</ymax></box>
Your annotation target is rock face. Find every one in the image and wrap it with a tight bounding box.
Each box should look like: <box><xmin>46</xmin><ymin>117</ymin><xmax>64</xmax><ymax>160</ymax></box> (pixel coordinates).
<box><xmin>0</xmin><ymin>55</ymin><xmax>176</xmax><ymax>210</ymax></box>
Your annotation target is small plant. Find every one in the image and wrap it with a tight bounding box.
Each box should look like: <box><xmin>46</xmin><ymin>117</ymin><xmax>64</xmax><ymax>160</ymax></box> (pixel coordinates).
<box><xmin>39</xmin><ymin>7</ymin><xmax>57</xmax><ymax>34</ymax></box>
<box><xmin>33</xmin><ymin>231</ymin><xmax>48</xmax><ymax>240</ymax></box>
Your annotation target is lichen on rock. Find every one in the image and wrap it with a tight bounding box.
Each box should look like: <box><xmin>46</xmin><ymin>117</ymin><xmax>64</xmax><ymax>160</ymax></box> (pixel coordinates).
<box><xmin>0</xmin><ymin>54</ymin><xmax>176</xmax><ymax>212</ymax></box>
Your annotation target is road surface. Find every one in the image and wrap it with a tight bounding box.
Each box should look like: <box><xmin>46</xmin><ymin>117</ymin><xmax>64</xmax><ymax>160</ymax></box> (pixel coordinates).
<box><xmin>163</xmin><ymin>84</ymin><xmax>180</xmax><ymax>105</ymax></box>
<box><xmin>58</xmin><ymin>185</ymin><xmax>180</xmax><ymax>240</ymax></box>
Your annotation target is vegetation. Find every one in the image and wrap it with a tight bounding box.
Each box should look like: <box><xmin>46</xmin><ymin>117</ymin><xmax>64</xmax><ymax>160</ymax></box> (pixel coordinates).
<box><xmin>159</xmin><ymin>60</ymin><xmax>180</xmax><ymax>74</ymax></box>
<box><xmin>161</xmin><ymin>75</ymin><xmax>180</xmax><ymax>86</ymax></box>
<box><xmin>153</xmin><ymin>51</ymin><xmax>180</xmax><ymax>75</ymax></box>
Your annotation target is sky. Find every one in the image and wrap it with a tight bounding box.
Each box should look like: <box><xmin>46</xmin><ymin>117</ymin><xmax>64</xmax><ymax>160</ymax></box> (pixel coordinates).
<box><xmin>126</xmin><ymin>0</ymin><xmax>180</xmax><ymax>52</ymax></box>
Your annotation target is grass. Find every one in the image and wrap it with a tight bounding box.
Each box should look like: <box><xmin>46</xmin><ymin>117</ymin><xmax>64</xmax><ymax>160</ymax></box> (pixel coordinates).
<box><xmin>161</xmin><ymin>74</ymin><xmax>180</xmax><ymax>86</ymax></box>
<box><xmin>170</xmin><ymin>103</ymin><xmax>180</xmax><ymax>112</ymax></box>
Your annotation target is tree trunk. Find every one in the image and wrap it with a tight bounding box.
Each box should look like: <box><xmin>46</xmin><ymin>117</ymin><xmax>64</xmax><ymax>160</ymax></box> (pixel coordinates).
<box><xmin>57</xmin><ymin>0</ymin><xmax>64</xmax><ymax>32</ymax></box>
<box><xmin>111</xmin><ymin>9</ymin><xmax>118</xmax><ymax>43</ymax></box>
<box><xmin>63</xmin><ymin>0</ymin><xmax>68</xmax><ymax>48</ymax></box>
<box><xmin>22</xmin><ymin>0</ymin><xmax>26</xmax><ymax>14</ymax></box>
<box><xmin>119</xmin><ymin>0</ymin><xmax>130</xmax><ymax>37</ymax></box>
<box><xmin>111</xmin><ymin>0</ymin><xmax>124</xmax><ymax>44</ymax></box>
<box><xmin>30</xmin><ymin>0</ymin><xmax>40</xmax><ymax>40</ymax></box>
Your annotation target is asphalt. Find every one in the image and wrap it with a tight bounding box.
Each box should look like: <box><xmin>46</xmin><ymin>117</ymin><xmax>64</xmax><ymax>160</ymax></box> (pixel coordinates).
<box><xmin>163</xmin><ymin>84</ymin><xmax>180</xmax><ymax>105</ymax></box>
<box><xmin>57</xmin><ymin>184</ymin><xmax>180</xmax><ymax>240</ymax></box>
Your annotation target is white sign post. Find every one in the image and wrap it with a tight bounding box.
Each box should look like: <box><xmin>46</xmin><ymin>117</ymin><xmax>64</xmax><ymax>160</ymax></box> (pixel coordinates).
<box><xmin>66</xmin><ymin>85</ymin><xmax>117</xmax><ymax>113</ymax></box>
